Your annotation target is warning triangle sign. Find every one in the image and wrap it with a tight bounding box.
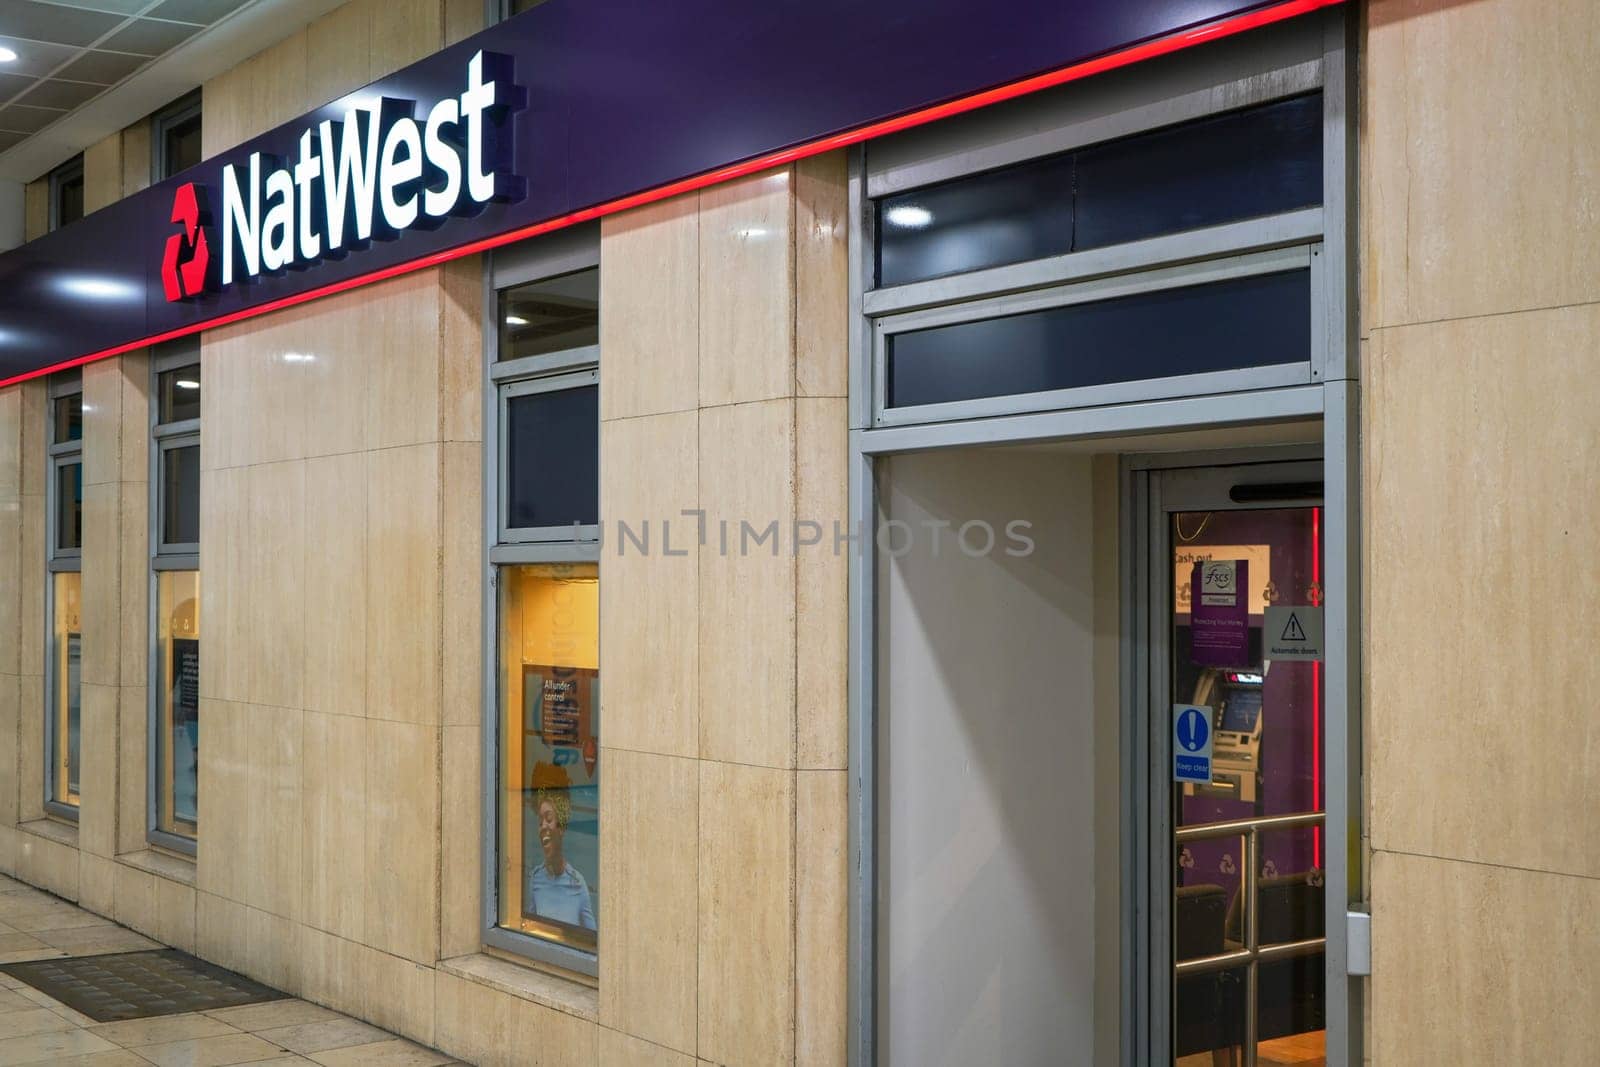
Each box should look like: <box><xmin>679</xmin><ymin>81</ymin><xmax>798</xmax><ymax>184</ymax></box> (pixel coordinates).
<box><xmin>1280</xmin><ymin>612</ymin><xmax>1307</xmax><ymax>642</ymax></box>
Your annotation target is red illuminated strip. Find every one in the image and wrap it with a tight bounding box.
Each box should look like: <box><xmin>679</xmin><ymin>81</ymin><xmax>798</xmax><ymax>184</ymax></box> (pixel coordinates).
<box><xmin>0</xmin><ymin>0</ymin><xmax>1345</xmax><ymax>388</ymax></box>
<box><xmin>1312</xmin><ymin>504</ymin><xmax>1322</xmax><ymax>868</ymax></box>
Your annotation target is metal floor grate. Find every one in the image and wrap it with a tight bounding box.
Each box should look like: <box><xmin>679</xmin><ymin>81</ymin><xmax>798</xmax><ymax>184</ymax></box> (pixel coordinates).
<box><xmin>0</xmin><ymin>949</ymin><xmax>289</xmax><ymax>1022</ymax></box>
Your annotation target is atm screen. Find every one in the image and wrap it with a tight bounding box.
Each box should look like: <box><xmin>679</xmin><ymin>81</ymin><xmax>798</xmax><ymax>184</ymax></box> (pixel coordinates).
<box><xmin>1220</xmin><ymin>688</ymin><xmax>1262</xmax><ymax>733</ymax></box>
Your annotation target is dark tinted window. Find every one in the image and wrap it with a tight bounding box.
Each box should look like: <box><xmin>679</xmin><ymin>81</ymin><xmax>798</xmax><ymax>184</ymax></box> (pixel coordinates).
<box><xmin>500</xmin><ymin>268</ymin><xmax>600</xmax><ymax>361</ymax></box>
<box><xmin>164</xmin><ymin>112</ymin><xmax>203</xmax><ymax>177</ymax></box>
<box><xmin>159</xmin><ymin>365</ymin><xmax>202</xmax><ymax>423</ymax></box>
<box><xmin>1073</xmin><ymin>94</ymin><xmax>1322</xmax><ymax>250</ymax></box>
<box><xmin>56</xmin><ymin>461</ymin><xmax>82</xmax><ymax>551</ymax></box>
<box><xmin>163</xmin><ymin>445</ymin><xmax>201</xmax><ymax>546</ymax></box>
<box><xmin>886</xmin><ymin>269</ymin><xmax>1310</xmax><ymax>409</ymax></box>
<box><xmin>52</xmin><ymin>394</ymin><xmax>82</xmax><ymax>443</ymax></box>
<box><xmin>505</xmin><ymin>385</ymin><xmax>599</xmax><ymax>530</ymax></box>
<box><xmin>56</xmin><ymin>170</ymin><xmax>84</xmax><ymax>228</ymax></box>
<box><xmin>875</xmin><ymin>93</ymin><xmax>1323</xmax><ymax>287</ymax></box>
<box><xmin>877</xmin><ymin>154</ymin><xmax>1075</xmax><ymax>287</ymax></box>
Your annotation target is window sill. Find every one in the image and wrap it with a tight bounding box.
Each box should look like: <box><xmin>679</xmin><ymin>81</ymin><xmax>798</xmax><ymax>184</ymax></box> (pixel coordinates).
<box><xmin>117</xmin><ymin>848</ymin><xmax>196</xmax><ymax>886</ymax></box>
<box><xmin>19</xmin><ymin>817</ymin><xmax>79</xmax><ymax>848</ymax></box>
<box><xmin>439</xmin><ymin>953</ymin><xmax>599</xmax><ymax>1022</ymax></box>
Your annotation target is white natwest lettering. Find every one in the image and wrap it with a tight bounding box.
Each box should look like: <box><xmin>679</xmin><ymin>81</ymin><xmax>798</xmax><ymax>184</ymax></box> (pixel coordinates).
<box><xmin>218</xmin><ymin>49</ymin><xmax>515</xmax><ymax>288</ymax></box>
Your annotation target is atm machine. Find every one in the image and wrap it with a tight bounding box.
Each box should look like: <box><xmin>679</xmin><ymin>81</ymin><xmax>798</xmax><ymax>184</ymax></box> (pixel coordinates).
<box><xmin>1182</xmin><ymin>667</ymin><xmax>1265</xmax><ymax>803</ymax></box>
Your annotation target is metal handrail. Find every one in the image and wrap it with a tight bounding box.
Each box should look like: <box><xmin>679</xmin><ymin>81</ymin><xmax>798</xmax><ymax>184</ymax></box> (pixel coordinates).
<box><xmin>1173</xmin><ymin>809</ymin><xmax>1325</xmax><ymax>1067</ymax></box>
<box><xmin>1174</xmin><ymin>809</ymin><xmax>1324</xmax><ymax>842</ymax></box>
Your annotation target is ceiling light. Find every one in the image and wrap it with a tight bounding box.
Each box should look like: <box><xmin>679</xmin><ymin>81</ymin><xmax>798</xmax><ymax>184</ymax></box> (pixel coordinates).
<box><xmin>505</xmin><ymin>315</ymin><xmax>528</xmax><ymax>326</ymax></box>
<box><xmin>281</xmin><ymin>352</ymin><xmax>315</xmax><ymax>363</ymax></box>
<box><xmin>0</xmin><ymin>48</ymin><xmax>17</xmax><ymax>64</ymax></box>
<box><xmin>175</xmin><ymin>379</ymin><xmax>200</xmax><ymax>390</ymax></box>
<box><xmin>736</xmin><ymin>227</ymin><xmax>768</xmax><ymax>239</ymax></box>
<box><xmin>885</xmin><ymin>205</ymin><xmax>933</xmax><ymax>229</ymax></box>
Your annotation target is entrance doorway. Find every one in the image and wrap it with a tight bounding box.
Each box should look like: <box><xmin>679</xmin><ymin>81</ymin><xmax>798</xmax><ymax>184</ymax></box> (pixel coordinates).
<box><xmin>1140</xmin><ymin>460</ymin><xmax>1328</xmax><ymax>1067</ymax></box>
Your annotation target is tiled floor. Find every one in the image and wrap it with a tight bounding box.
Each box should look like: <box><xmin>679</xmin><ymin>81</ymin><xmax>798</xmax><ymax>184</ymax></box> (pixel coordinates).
<box><xmin>0</xmin><ymin>873</ymin><xmax>467</xmax><ymax>1066</ymax></box>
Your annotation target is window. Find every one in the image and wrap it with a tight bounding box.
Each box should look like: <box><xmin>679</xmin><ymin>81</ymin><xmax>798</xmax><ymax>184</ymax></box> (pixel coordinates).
<box><xmin>875</xmin><ymin>93</ymin><xmax>1323</xmax><ymax>288</ymax></box>
<box><xmin>150</xmin><ymin>342</ymin><xmax>201</xmax><ymax>851</ymax></box>
<box><xmin>499</xmin><ymin>0</ymin><xmax>551</xmax><ymax>19</ymax></box>
<box><xmin>865</xmin><ymin>89</ymin><xmax>1330</xmax><ymax>425</ymax></box>
<box><xmin>153</xmin><ymin>93</ymin><xmax>203</xmax><ymax>181</ymax></box>
<box><xmin>49</xmin><ymin>155</ymin><xmax>85</xmax><ymax>231</ymax></box>
<box><xmin>45</xmin><ymin>371</ymin><xmax>83</xmax><ymax>816</ymax></box>
<box><xmin>486</xmin><ymin>227</ymin><xmax>601</xmax><ymax>975</ymax></box>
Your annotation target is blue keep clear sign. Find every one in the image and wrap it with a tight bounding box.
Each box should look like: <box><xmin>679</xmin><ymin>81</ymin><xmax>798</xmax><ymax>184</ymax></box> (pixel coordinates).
<box><xmin>1173</xmin><ymin>704</ymin><xmax>1213</xmax><ymax>783</ymax></box>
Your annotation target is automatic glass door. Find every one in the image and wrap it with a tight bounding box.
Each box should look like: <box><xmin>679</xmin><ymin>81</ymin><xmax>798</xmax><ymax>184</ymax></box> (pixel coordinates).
<box><xmin>1152</xmin><ymin>463</ymin><xmax>1328</xmax><ymax>1067</ymax></box>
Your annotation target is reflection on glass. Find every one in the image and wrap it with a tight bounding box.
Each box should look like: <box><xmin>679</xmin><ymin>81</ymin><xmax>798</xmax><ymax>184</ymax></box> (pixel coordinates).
<box><xmin>56</xmin><ymin>461</ymin><xmax>83</xmax><ymax>551</ymax></box>
<box><xmin>51</xmin><ymin>571</ymin><xmax>82</xmax><ymax>808</ymax></box>
<box><xmin>498</xmin><ymin>562</ymin><xmax>600</xmax><ymax>954</ymax></box>
<box><xmin>53</xmin><ymin>394</ymin><xmax>82</xmax><ymax>443</ymax></box>
<box><xmin>874</xmin><ymin>93</ymin><xmax>1323</xmax><ymax>288</ymax></box>
<box><xmin>159</xmin><ymin>364</ymin><xmax>202</xmax><ymax>423</ymax></box>
<box><xmin>156</xmin><ymin>571</ymin><xmax>200</xmax><ymax>838</ymax></box>
<box><xmin>163</xmin><ymin>445</ymin><xmax>201</xmax><ymax>545</ymax></box>
<box><xmin>499</xmin><ymin>268</ymin><xmax>599</xmax><ymax>361</ymax></box>
<box><xmin>1171</xmin><ymin>507</ymin><xmax>1325</xmax><ymax>1067</ymax></box>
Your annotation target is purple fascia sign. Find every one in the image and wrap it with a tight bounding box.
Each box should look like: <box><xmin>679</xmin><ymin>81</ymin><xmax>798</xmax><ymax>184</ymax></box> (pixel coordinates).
<box><xmin>1190</xmin><ymin>559</ymin><xmax>1250</xmax><ymax>667</ymax></box>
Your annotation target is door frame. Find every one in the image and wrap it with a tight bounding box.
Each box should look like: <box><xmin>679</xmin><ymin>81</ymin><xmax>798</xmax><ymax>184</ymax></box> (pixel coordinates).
<box><xmin>1128</xmin><ymin>450</ymin><xmax>1338</xmax><ymax>1064</ymax></box>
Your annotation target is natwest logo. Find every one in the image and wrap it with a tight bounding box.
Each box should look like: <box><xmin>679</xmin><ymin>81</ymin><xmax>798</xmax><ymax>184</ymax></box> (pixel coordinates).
<box><xmin>162</xmin><ymin>182</ymin><xmax>213</xmax><ymax>302</ymax></box>
<box><xmin>190</xmin><ymin>49</ymin><xmax>522</xmax><ymax>295</ymax></box>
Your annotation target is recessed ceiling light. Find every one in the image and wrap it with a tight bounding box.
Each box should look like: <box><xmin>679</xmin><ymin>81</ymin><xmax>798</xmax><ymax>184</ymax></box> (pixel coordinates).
<box><xmin>885</xmin><ymin>205</ymin><xmax>933</xmax><ymax>229</ymax></box>
<box><xmin>0</xmin><ymin>48</ymin><xmax>18</xmax><ymax>64</ymax></box>
<box><xmin>175</xmin><ymin>379</ymin><xmax>200</xmax><ymax>390</ymax></box>
<box><xmin>505</xmin><ymin>315</ymin><xmax>528</xmax><ymax>326</ymax></box>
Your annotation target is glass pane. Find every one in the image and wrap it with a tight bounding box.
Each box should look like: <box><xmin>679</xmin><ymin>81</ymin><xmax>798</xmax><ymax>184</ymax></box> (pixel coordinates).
<box><xmin>51</xmin><ymin>571</ymin><xmax>82</xmax><ymax>808</ymax></box>
<box><xmin>497</xmin><ymin>562</ymin><xmax>600</xmax><ymax>955</ymax></box>
<box><xmin>1254</xmin><ymin>825</ymin><xmax>1326</xmax><ymax>1066</ymax></box>
<box><xmin>163</xmin><ymin>445</ymin><xmax>201</xmax><ymax>546</ymax></box>
<box><xmin>1074</xmin><ymin>93</ymin><xmax>1323</xmax><ymax>251</ymax></box>
<box><xmin>887</xmin><ymin>269</ymin><xmax>1309</xmax><ymax>409</ymax></box>
<box><xmin>499</xmin><ymin>268</ymin><xmax>600</xmax><ymax>361</ymax></box>
<box><xmin>873</xmin><ymin>94</ymin><xmax>1323</xmax><ymax>287</ymax></box>
<box><xmin>165</xmin><ymin>114</ymin><xmax>203</xmax><ymax>176</ymax></box>
<box><xmin>876</xmin><ymin>154</ymin><xmax>1075</xmax><ymax>287</ymax></box>
<box><xmin>53</xmin><ymin>393</ymin><xmax>82</xmax><ymax>443</ymax></box>
<box><xmin>159</xmin><ymin>364</ymin><xmax>202</xmax><ymax>423</ymax></box>
<box><xmin>58</xmin><ymin>173</ymin><xmax>84</xmax><ymax>227</ymax></box>
<box><xmin>505</xmin><ymin>384</ymin><xmax>599</xmax><ymax>531</ymax></box>
<box><xmin>156</xmin><ymin>570</ymin><xmax>201</xmax><ymax>838</ymax></box>
<box><xmin>56</xmin><ymin>461</ymin><xmax>82</xmax><ymax>552</ymax></box>
<box><xmin>1171</xmin><ymin>506</ymin><xmax>1326</xmax><ymax>1066</ymax></box>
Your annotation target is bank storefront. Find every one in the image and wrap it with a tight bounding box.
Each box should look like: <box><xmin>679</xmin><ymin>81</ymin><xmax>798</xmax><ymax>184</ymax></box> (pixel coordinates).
<box><xmin>4</xmin><ymin>0</ymin><xmax>1593</xmax><ymax>1063</ymax></box>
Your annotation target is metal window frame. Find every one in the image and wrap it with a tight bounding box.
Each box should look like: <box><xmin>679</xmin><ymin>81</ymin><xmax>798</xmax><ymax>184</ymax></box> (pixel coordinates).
<box><xmin>496</xmin><ymin>367</ymin><xmax>601</xmax><ymax>545</ymax></box>
<box><xmin>872</xmin><ymin>243</ymin><xmax>1318</xmax><ymax>427</ymax></box>
<box><xmin>847</xmin><ymin>9</ymin><xmax>1359</xmax><ymax>1065</ymax></box>
<box><xmin>44</xmin><ymin>373</ymin><xmax>83</xmax><ymax>821</ymax></box>
<box><xmin>151</xmin><ymin>91</ymin><xmax>202</xmax><ymax>183</ymax></box>
<box><xmin>147</xmin><ymin>340</ymin><xmax>202</xmax><ymax>855</ymax></box>
<box><xmin>47</xmin><ymin>154</ymin><xmax>84</xmax><ymax>232</ymax></box>
<box><xmin>1130</xmin><ymin>452</ymin><xmax>1324</xmax><ymax>1066</ymax></box>
<box><xmin>481</xmin><ymin>232</ymin><xmax>602</xmax><ymax>978</ymax></box>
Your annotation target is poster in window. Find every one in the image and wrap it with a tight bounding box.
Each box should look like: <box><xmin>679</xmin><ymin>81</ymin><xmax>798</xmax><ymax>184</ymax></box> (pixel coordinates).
<box><xmin>521</xmin><ymin>664</ymin><xmax>599</xmax><ymax>944</ymax></box>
